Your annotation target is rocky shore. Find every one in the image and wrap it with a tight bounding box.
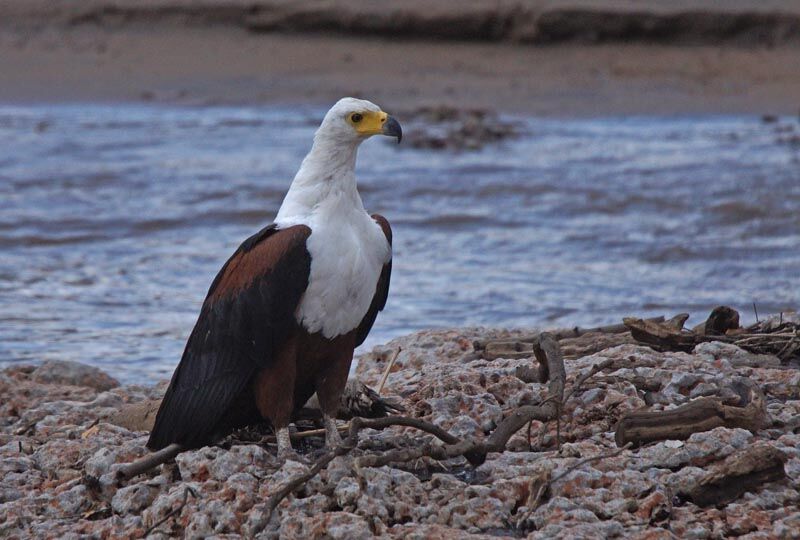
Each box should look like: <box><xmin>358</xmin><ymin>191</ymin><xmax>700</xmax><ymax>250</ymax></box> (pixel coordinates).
<box><xmin>2</xmin><ymin>322</ymin><xmax>799</xmax><ymax>538</ymax></box>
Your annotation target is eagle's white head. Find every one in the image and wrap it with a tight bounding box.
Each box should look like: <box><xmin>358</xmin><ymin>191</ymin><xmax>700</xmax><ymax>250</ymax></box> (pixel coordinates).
<box><xmin>275</xmin><ymin>97</ymin><xmax>402</xmax><ymax>227</ymax></box>
<box><xmin>315</xmin><ymin>97</ymin><xmax>402</xmax><ymax>146</ymax></box>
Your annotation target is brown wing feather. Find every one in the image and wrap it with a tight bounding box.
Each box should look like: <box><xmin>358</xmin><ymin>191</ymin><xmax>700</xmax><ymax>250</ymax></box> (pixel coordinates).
<box><xmin>355</xmin><ymin>214</ymin><xmax>392</xmax><ymax>347</ymax></box>
<box><xmin>147</xmin><ymin>224</ymin><xmax>312</xmax><ymax>450</ymax></box>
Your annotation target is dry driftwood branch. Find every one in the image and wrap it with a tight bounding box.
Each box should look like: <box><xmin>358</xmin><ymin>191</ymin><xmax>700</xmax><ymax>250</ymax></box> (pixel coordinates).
<box><xmin>117</xmin><ymin>443</ymin><xmax>183</xmax><ymax>481</ymax></box>
<box><xmin>485</xmin><ymin>333</ymin><xmax>564</xmax><ymax>454</ymax></box>
<box><xmin>626</xmin><ymin>306</ymin><xmax>800</xmax><ymax>363</ymax></box>
<box><xmin>614</xmin><ymin>380</ymin><xmax>767</xmax><ymax>448</ymax></box>
<box><xmin>472</xmin><ymin>316</ymin><xmax>665</xmax><ymax>353</ymax></box>
<box><xmin>482</xmin><ymin>341</ymin><xmax>538</xmax><ymax>360</ymax></box>
<box><xmin>681</xmin><ymin>443</ymin><xmax>788</xmax><ymax>507</ymax></box>
<box><xmin>623</xmin><ymin>316</ymin><xmax>699</xmax><ymax>352</ymax></box>
<box><xmin>664</xmin><ymin>312</ymin><xmax>691</xmax><ymax>330</ymax></box>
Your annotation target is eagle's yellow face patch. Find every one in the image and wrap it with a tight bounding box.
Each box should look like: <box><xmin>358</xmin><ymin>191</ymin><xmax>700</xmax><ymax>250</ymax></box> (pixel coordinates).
<box><xmin>347</xmin><ymin>110</ymin><xmax>389</xmax><ymax>136</ymax></box>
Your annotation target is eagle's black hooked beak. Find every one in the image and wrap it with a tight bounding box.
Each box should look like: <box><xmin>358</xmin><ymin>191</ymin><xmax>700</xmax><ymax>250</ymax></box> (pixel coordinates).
<box><xmin>382</xmin><ymin>115</ymin><xmax>402</xmax><ymax>143</ymax></box>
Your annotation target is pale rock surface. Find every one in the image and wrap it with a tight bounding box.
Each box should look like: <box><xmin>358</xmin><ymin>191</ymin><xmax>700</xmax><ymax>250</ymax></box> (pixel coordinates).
<box><xmin>2</xmin><ymin>328</ymin><xmax>799</xmax><ymax>538</ymax></box>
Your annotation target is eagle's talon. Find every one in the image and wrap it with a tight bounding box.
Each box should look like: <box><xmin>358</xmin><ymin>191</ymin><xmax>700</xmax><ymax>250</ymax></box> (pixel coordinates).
<box><xmin>275</xmin><ymin>426</ymin><xmax>301</xmax><ymax>462</ymax></box>
<box><xmin>324</xmin><ymin>414</ymin><xmax>343</xmax><ymax>448</ymax></box>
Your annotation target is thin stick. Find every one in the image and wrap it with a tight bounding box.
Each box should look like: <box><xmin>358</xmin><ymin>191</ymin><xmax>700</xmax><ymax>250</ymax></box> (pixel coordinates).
<box><xmin>377</xmin><ymin>347</ymin><xmax>401</xmax><ymax>395</ymax></box>
<box><xmin>563</xmin><ymin>358</ymin><xmax>616</xmax><ymax>404</ymax></box>
<box><xmin>117</xmin><ymin>443</ymin><xmax>183</xmax><ymax>480</ymax></box>
<box><xmin>287</xmin><ymin>414</ymin><xmax>456</xmax><ymax>443</ymax></box>
<box><xmin>263</xmin><ymin>439</ymin><xmax>355</xmax><ymax>524</ymax></box>
<box><xmin>549</xmin><ymin>443</ymin><xmax>632</xmax><ymax>486</ymax></box>
<box><xmin>753</xmin><ymin>302</ymin><xmax>760</xmax><ymax>323</ymax></box>
<box><xmin>291</xmin><ymin>424</ymin><xmax>349</xmax><ymax>439</ymax></box>
<box><xmin>735</xmin><ymin>333</ymin><xmax>797</xmax><ymax>340</ymax></box>
<box><xmin>518</xmin><ymin>443</ymin><xmax>633</xmax><ymax>527</ymax></box>
<box><xmin>142</xmin><ymin>486</ymin><xmax>198</xmax><ymax>537</ymax></box>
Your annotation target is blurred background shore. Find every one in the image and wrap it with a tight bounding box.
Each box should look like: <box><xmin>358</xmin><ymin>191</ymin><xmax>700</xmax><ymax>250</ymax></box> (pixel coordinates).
<box><xmin>3</xmin><ymin>0</ymin><xmax>800</xmax><ymax>115</ymax></box>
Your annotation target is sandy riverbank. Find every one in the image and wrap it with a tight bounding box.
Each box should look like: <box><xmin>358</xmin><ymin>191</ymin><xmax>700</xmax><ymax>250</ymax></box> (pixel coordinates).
<box><xmin>2</xmin><ymin>1</ymin><xmax>800</xmax><ymax>115</ymax></box>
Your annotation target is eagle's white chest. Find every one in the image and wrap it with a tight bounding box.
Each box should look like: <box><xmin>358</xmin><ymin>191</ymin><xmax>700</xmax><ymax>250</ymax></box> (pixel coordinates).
<box><xmin>295</xmin><ymin>203</ymin><xmax>390</xmax><ymax>338</ymax></box>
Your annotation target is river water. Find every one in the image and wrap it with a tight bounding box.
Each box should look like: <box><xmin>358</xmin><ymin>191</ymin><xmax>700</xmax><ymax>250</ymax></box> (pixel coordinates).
<box><xmin>1</xmin><ymin>104</ymin><xmax>799</xmax><ymax>382</ymax></box>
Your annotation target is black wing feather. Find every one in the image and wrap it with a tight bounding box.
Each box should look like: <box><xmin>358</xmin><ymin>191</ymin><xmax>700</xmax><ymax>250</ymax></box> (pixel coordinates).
<box><xmin>147</xmin><ymin>224</ymin><xmax>311</xmax><ymax>450</ymax></box>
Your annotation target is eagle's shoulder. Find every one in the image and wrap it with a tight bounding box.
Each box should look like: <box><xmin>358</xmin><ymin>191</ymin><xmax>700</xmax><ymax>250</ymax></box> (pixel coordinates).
<box><xmin>371</xmin><ymin>214</ymin><xmax>392</xmax><ymax>244</ymax></box>
<box><xmin>206</xmin><ymin>223</ymin><xmax>312</xmax><ymax>304</ymax></box>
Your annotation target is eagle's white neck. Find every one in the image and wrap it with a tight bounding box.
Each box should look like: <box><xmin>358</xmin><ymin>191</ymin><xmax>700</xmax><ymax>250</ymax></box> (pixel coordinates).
<box><xmin>275</xmin><ymin>133</ymin><xmax>364</xmax><ymax>226</ymax></box>
<box><xmin>273</xmin><ymin>125</ymin><xmax>390</xmax><ymax>339</ymax></box>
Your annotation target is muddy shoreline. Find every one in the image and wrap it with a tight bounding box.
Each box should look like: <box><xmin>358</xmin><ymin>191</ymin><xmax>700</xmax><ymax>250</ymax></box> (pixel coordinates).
<box><xmin>6</xmin><ymin>1</ymin><xmax>800</xmax><ymax>46</ymax></box>
<box><xmin>2</xmin><ymin>1</ymin><xmax>800</xmax><ymax>114</ymax></box>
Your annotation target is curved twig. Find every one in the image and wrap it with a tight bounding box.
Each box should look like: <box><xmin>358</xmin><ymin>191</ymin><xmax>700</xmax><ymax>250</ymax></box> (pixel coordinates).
<box><xmin>118</xmin><ymin>443</ymin><xmax>183</xmax><ymax>481</ymax></box>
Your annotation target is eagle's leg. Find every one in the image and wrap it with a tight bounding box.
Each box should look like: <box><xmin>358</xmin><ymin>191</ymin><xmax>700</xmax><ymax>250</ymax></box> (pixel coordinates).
<box><xmin>275</xmin><ymin>426</ymin><xmax>294</xmax><ymax>459</ymax></box>
<box><xmin>323</xmin><ymin>413</ymin><xmax>343</xmax><ymax>447</ymax></box>
<box><xmin>315</xmin><ymin>347</ymin><xmax>355</xmax><ymax>449</ymax></box>
<box><xmin>253</xmin><ymin>337</ymin><xmax>300</xmax><ymax>460</ymax></box>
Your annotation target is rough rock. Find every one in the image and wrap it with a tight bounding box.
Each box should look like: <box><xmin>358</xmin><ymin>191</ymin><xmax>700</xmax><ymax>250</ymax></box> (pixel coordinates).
<box><xmin>112</xmin><ymin>483</ymin><xmax>157</xmax><ymax>515</ymax></box>
<box><xmin>31</xmin><ymin>360</ymin><xmax>119</xmax><ymax>391</ymax></box>
<box><xmin>694</xmin><ymin>341</ymin><xmax>781</xmax><ymax>368</ymax></box>
<box><xmin>2</xmin><ymin>326</ymin><xmax>799</xmax><ymax>538</ymax></box>
<box><xmin>401</xmin><ymin>107</ymin><xmax>520</xmax><ymax>151</ymax></box>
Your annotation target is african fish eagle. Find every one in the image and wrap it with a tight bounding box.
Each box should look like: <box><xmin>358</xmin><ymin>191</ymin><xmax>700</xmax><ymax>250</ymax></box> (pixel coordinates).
<box><xmin>147</xmin><ymin>98</ymin><xmax>401</xmax><ymax>458</ymax></box>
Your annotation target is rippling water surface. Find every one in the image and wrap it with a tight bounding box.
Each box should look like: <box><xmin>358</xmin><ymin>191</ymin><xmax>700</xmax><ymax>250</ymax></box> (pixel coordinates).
<box><xmin>1</xmin><ymin>104</ymin><xmax>799</xmax><ymax>382</ymax></box>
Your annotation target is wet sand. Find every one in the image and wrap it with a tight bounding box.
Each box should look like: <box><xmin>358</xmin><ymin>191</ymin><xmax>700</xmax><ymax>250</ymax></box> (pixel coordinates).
<box><xmin>2</xmin><ymin>1</ymin><xmax>800</xmax><ymax>115</ymax></box>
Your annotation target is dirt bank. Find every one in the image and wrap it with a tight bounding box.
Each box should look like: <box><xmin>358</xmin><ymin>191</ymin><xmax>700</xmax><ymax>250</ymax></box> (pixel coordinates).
<box><xmin>5</xmin><ymin>1</ymin><xmax>800</xmax><ymax>46</ymax></box>
<box><xmin>2</xmin><ymin>1</ymin><xmax>800</xmax><ymax>115</ymax></box>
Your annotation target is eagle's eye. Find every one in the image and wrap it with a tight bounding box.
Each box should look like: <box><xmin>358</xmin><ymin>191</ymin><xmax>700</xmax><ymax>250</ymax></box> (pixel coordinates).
<box><xmin>350</xmin><ymin>113</ymin><xmax>363</xmax><ymax>123</ymax></box>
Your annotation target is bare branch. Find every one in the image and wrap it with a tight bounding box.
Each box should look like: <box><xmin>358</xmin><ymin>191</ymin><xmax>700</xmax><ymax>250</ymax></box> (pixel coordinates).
<box><xmin>117</xmin><ymin>443</ymin><xmax>183</xmax><ymax>481</ymax></box>
<box><xmin>563</xmin><ymin>358</ymin><xmax>617</xmax><ymax>404</ymax></box>
<box><xmin>473</xmin><ymin>316</ymin><xmax>666</xmax><ymax>351</ymax></box>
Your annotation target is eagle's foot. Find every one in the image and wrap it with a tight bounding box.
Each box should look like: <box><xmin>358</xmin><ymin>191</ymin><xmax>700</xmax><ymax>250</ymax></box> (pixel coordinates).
<box><xmin>324</xmin><ymin>414</ymin><xmax>343</xmax><ymax>448</ymax></box>
<box><xmin>275</xmin><ymin>427</ymin><xmax>304</xmax><ymax>463</ymax></box>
